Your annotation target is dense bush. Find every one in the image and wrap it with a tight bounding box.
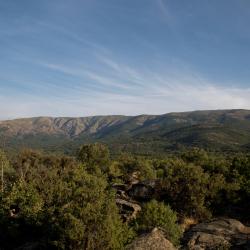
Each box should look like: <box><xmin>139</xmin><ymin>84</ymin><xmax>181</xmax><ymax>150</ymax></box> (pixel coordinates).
<box><xmin>161</xmin><ymin>160</ymin><xmax>211</xmax><ymax>218</ymax></box>
<box><xmin>0</xmin><ymin>145</ymin><xmax>249</xmax><ymax>249</ymax></box>
<box><xmin>135</xmin><ymin>200</ymin><xmax>182</xmax><ymax>246</ymax></box>
<box><xmin>77</xmin><ymin>143</ymin><xmax>110</xmax><ymax>173</ymax></box>
<box><xmin>115</xmin><ymin>155</ymin><xmax>156</xmax><ymax>182</ymax></box>
<box><xmin>0</xmin><ymin>150</ymin><xmax>132</xmax><ymax>250</ymax></box>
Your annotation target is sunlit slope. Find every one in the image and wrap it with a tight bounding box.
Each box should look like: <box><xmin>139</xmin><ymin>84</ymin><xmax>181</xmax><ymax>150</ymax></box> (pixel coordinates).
<box><xmin>1</xmin><ymin>109</ymin><xmax>250</xmax><ymax>153</ymax></box>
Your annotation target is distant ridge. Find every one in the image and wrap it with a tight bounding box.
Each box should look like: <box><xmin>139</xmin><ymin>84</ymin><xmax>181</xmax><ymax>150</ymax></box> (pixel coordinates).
<box><xmin>1</xmin><ymin>109</ymin><xmax>250</xmax><ymax>154</ymax></box>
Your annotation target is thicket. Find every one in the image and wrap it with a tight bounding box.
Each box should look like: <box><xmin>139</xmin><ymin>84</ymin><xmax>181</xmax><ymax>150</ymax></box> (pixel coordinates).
<box><xmin>135</xmin><ymin>199</ymin><xmax>182</xmax><ymax>246</ymax></box>
<box><xmin>0</xmin><ymin>145</ymin><xmax>249</xmax><ymax>249</ymax></box>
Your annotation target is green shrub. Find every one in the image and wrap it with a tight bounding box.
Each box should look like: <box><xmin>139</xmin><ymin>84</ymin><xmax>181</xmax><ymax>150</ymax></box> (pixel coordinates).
<box><xmin>0</xmin><ymin>152</ymin><xmax>132</xmax><ymax>250</ymax></box>
<box><xmin>162</xmin><ymin>161</ymin><xmax>211</xmax><ymax>218</ymax></box>
<box><xmin>77</xmin><ymin>143</ymin><xmax>110</xmax><ymax>173</ymax></box>
<box><xmin>136</xmin><ymin>200</ymin><xmax>182</xmax><ymax>246</ymax></box>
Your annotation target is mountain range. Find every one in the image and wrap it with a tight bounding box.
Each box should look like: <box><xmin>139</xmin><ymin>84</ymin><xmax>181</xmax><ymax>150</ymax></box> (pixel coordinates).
<box><xmin>1</xmin><ymin>109</ymin><xmax>250</xmax><ymax>155</ymax></box>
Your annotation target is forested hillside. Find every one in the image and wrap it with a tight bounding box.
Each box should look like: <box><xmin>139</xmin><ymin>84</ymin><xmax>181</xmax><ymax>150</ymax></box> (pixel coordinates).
<box><xmin>0</xmin><ymin>145</ymin><xmax>249</xmax><ymax>249</ymax></box>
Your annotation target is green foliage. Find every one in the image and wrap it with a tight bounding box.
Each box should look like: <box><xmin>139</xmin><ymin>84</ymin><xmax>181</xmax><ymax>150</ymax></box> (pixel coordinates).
<box><xmin>161</xmin><ymin>160</ymin><xmax>211</xmax><ymax>218</ymax></box>
<box><xmin>136</xmin><ymin>200</ymin><xmax>182</xmax><ymax>246</ymax></box>
<box><xmin>47</xmin><ymin>168</ymin><xmax>131</xmax><ymax>250</ymax></box>
<box><xmin>0</xmin><ymin>149</ymin><xmax>8</xmax><ymax>165</ymax></box>
<box><xmin>0</xmin><ymin>150</ymin><xmax>132</xmax><ymax>250</ymax></box>
<box><xmin>5</xmin><ymin>180</ymin><xmax>44</xmax><ymax>222</ymax></box>
<box><xmin>77</xmin><ymin>143</ymin><xmax>110</xmax><ymax>173</ymax></box>
<box><xmin>4</xmin><ymin>110</ymin><xmax>250</xmax><ymax>155</ymax></box>
<box><xmin>0</xmin><ymin>149</ymin><xmax>15</xmax><ymax>191</ymax></box>
<box><xmin>116</xmin><ymin>155</ymin><xmax>156</xmax><ymax>182</ymax></box>
<box><xmin>107</xmin><ymin>161</ymin><xmax>124</xmax><ymax>182</ymax></box>
<box><xmin>0</xmin><ymin>144</ymin><xmax>249</xmax><ymax>249</ymax></box>
<box><xmin>231</xmin><ymin>155</ymin><xmax>250</xmax><ymax>195</ymax></box>
<box><xmin>182</xmin><ymin>147</ymin><xmax>209</xmax><ymax>165</ymax></box>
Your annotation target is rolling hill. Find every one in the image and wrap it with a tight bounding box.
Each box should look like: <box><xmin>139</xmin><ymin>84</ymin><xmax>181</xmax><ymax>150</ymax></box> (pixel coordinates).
<box><xmin>1</xmin><ymin>109</ymin><xmax>250</xmax><ymax>155</ymax></box>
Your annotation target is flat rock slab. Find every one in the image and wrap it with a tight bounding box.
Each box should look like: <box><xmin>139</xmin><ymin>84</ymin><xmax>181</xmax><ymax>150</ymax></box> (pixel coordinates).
<box><xmin>183</xmin><ymin>218</ymin><xmax>250</xmax><ymax>250</ymax></box>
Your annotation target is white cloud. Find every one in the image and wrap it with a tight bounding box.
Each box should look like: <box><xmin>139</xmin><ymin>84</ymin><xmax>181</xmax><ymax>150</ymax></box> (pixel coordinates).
<box><xmin>39</xmin><ymin>61</ymin><xmax>135</xmax><ymax>90</ymax></box>
<box><xmin>1</xmin><ymin>76</ymin><xmax>250</xmax><ymax>120</ymax></box>
<box><xmin>1</xmin><ymin>54</ymin><xmax>250</xmax><ymax>120</ymax></box>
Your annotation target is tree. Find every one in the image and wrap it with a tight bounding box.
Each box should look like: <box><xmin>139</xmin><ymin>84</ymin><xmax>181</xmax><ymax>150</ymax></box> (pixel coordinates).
<box><xmin>0</xmin><ymin>149</ymin><xmax>14</xmax><ymax>192</ymax></box>
<box><xmin>118</xmin><ymin>156</ymin><xmax>156</xmax><ymax>182</ymax></box>
<box><xmin>162</xmin><ymin>160</ymin><xmax>211</xmax><ymax>218</ymax></box>
<box><xmin>46</xmin><ymin>168</ymin><xmax>131</xmax><ymax>250</ymax></box>
<box><xmin>0</xmin><ymin>150</ymin><xmax>7</xmax><ymax>192</ymax></box>
<box><xmin>77</xmin><ymin>143</ymin><xmax>110</xmax><ymax>173</ymax></box>
<box><xmin>0</xmin><ymin>152</ymin><xmax>132</xmax><ymax>249</ymax></box>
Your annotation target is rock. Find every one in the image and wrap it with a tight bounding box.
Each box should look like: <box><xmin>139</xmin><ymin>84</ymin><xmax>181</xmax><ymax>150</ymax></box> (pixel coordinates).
<box><xmin>128</xmin><ymin>171</ymin><xmax>140</xmax><ymax>186</ymax></box>
<box><xmin>127</xmin><ymin>179</ymin><xmax>163</xmax><ymax>201</ymax></box>
<box><xmin>127</xmin><ymin>182</ymin><xmax>155</xmax><ymax>201</ymax></box>
<box><xmin>9</xmin><ymin>204</ymin><xmax>20</xmax><ymax>218</ymax></box>
<box><xmin>180</xmin><ymin>217</ymin><xmax>198</xmax><ymax>232</ymax></box>
<box><xmin>127</xmin><ymin>228</ymin><xmax>177</xmax><ymax>250</ymax></box>
<box><xmin>183</xmin><ymin>218</ymin><xmax>250</xmax><ymax>249</ymax></box>
<box><xmin>112</xmin><ymin>183</ymin><xmax>129</xmax><ymax>199</ymax></box>
<box><xmin>113</xmin><ymin>177</ymin><xmax>162</xmax><ymax>203</ymax></box>
<box><xmin>116</xmin><ymin>198</ymin><xmax>141</xmax><ymax>222</ymax></box>
<box><xmin>112</xmin><ymin>183</ymin><xmax>127</xmax><ymax>191</ymax></box>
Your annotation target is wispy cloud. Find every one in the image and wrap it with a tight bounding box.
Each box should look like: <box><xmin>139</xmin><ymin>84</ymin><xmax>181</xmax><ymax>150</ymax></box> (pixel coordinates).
<box><xmin>39</xmin><ymin>61</ymin><xmax>136</xmax><ymax>90</ymax></box>
<box><xmin>1</xmin><ymin>3</ymin><xmax>250</xmax><ymax>121</ymax></box>
<box><xmin>1</xmin><ymin>84</ymin><xmax>250</xmax><ymax>120</ymax></box>
<box><xmin>156</xmin><ymin>0</ymin><xmax>176</xmax><ymax>27</ymax></box>
<box><xmin>157</xmin><ymin>0</ymin><xmax>171</xmax><ymax>19</ymax></box>
<box><xmin>1</xmin><ymin>53</ymin><xmax>250</xmax><ymax>120</ymax></box>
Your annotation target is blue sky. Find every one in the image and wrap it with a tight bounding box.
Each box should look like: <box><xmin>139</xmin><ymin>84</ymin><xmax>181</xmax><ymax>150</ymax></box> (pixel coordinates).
<box><xmin>0</xmin><ymin>0</ymin><xmax>250</xmax><ymax>119</ymax></box>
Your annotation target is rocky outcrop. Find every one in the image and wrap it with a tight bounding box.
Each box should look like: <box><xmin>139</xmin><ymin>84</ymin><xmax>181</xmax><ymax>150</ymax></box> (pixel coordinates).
<box><xmin>126</xmin><ymin>228</ymin><xmax>177</xmax><ymax>250</ymax></box>
<box><xmin>127</xmin><ymin>179</ymin><xmax>161</xmax><ymax>201</ymax></box>
<box><xmin>127</xmin><ymin>183</ymin><xmax>155</xmax><ymax>201</ymax></box>
<box><xmin>113</xmin><ymin>178</ymin><xmax>162</xmax><ymax>221</ymax></box>
<box><xmin>116</xmin><ymin>198</ymin><xmax>141</xmax><ymax>222</ymax></box>
<box><xmin>126</xmin><ymin>171</ymin><xmax>140</xmax><ymax>187</ymax></box>
<box><xmin>183</xmin><ymin>218</ymin><xmax>250</xmax><ymax>249</ymax></box>
<box><xmin>113</xmin><ymin>177</ymin><xmax>250</xmax><ymax>250</ymax></box>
